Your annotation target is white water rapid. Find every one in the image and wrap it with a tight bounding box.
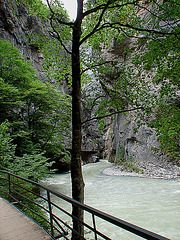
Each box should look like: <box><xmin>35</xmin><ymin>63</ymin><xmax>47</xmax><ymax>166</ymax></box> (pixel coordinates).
<box><xmin>45</xmin><ymin>160</ymin><xmax>180</xmax><ymax>240</ymax></box>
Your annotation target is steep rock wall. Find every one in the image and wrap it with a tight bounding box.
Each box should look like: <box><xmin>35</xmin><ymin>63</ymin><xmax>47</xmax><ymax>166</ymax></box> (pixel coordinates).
<box><xmin>0</xmin><ymin>1</ymin><xmax>102</xmax><ymax>163</ymax></box>
<box><xmin>0</xmin><ymin>0</ymin><xmax>48</xmax><ymax>81</ymax></box>
<box><xmin>81</xmin><ymin>80</ymin><xmax>108</xmax><ymax>161</ymax></box>
<box><xmin>1</xmin><ymin>1</ymin><xmax>179</xmax><ymax>176</ymax></box>
<box><xmin>101</xmin><ymin>39</ymin><xmax>180</xmax><ymax>178</ymax></box>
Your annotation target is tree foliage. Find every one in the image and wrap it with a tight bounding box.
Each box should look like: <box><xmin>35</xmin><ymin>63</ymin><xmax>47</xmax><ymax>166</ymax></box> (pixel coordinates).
<box><xmin>0</xmin><ymin>120</ymin><xmax>51</xmax><ymax>230</ymax></box>
<box><xmin>131</xmin><ymin>1</ymin><xmax>180</xmax><ymax>162</ymax></box>
<box><xmin>81</xmin><ymin>0</ymin><xmax>180</xmax><ymax>162</ymax></box>
<box><xmin>0</xmin><ymin>120</ymin><xmax>52</xmax><ymax>180</ymax></box>
<box><xmin>151</xmin><ymin>100</ymin><xmax>180</xmax><ymax>162</ymax></box>
<box><xmin>0</xmin><ymin>39</ymin><xmax>71</xmax><ymax>159</ymax></box>
<box><xmin>3</xmin><ymin>0</ymin><xmax>179</xmax><ymax>238</ymax></box>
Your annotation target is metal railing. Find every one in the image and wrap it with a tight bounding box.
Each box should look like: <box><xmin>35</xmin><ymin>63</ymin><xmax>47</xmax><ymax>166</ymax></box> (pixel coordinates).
<box><xmin>0</xmin><ymin>170</ymin><xmax>170</xmax><ymax>240</ymax></box>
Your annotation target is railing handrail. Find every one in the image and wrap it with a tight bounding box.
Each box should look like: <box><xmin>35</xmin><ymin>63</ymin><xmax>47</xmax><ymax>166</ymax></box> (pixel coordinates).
<box><xmin>0</xmin><ymin>170</ymin><xmax>170</xmax><ymax>240</ymax></box>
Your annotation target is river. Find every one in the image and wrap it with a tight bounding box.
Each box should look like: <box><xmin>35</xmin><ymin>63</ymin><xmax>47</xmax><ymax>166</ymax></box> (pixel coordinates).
<box><xmin>45</xmin><ymin>160</ymin><xmax>180</xmax><ymax>240</ymax></box>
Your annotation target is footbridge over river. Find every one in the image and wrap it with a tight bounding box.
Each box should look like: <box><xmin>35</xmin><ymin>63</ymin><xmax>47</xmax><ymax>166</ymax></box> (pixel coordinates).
<box><xmin>0</xmin><ymin>171</ymin><xmax>170</xmax><ymax>240</ymax></box>
<box><xmin>0</xmin><ymin>198</ymin><xmax>52</xmax><ymax>240</ymax></box>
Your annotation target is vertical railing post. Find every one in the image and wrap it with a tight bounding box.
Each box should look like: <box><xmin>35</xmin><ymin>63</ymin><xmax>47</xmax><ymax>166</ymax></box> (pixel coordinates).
<box><xmin>8</xmin><ymin>173</ymin><xmax>11</xmax><ymax>202</ymax></box>
<box><xmin>47</xmin><ymin>190</ymin><xmax>54</xmax><ymax>237</ymax></box>
<box><xmin>92</xmin><ymin>213</ymin><xmax>98</xmax><ymax>240</ymax></box>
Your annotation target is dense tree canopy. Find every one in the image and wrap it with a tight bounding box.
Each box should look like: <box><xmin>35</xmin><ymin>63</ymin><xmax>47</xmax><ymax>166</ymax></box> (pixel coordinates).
<box><xmin>0</xmin><ymin>39</ymin><xmax>71</xmax><ymax>160</ymax></box>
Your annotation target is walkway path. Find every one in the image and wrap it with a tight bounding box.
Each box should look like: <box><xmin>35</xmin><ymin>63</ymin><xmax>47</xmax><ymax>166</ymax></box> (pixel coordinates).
<box><xmin>0</xmin><ymin>198</ymin><xmax>52</xmax><ymax>240</ymax></box>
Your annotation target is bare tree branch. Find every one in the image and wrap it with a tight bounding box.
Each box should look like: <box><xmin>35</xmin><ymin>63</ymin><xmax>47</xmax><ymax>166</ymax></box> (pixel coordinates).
<box><xmin>46</xmin><ymin>0</ymin><xmax>74</xmax><ymax>27</ymax></box>
<box><xmin>80</xmin><ymin>0</ymin><xmax>112</xmax><ymax>45</ymax></box>
<box><xmin>81</xmin><ymin>107</ymin><xmax>144</xmax><ymax>125</ymax></box>
<box><xmin>42</xmin><ymin>121</ymin><xmax>57</xmax><ymax>149</ymax></box>
<box><xmin>89</xmin><ymin>95</ymin><xmax>106</xmax><ymax>111</ymax></box>
<box><xmin>49</xmin><ymin>14</ymin><xmax>72</xmax><ymax>55</ymax></box>
<box><xmin>83</xmin><ymin>3</ymin><xmax>110</xmax><ymax>18</ymax></box>
<box><xmin>80</xmin><ymin>1</ymin><xmax>141</xmax><ymax>45</ymax></box>
<box><xmin>93</xmin><ymin>22</ymin><xmax>179</xmax><ymax>37</ymax></box>
<box><xmin>82</xmin><ymin>0</ymin><xmax>135</xmax><ymax>17</ymax></box>
<box><xmin>56</xmin><ymin>18</ymin><xmax>74</xmax><ymax>27</ymax></box>
<box><xmin>107</xmin><ymin>1</ymin><xmax>179</xmax><ymax>31</ymax></box>
<box><xmin>81</xmin><ymin>60</ymin><xmax>116</xmax><ymax>75</ymax></box>
<box><xmin>81</xmin><ymin>0</ymin><xmax>179</xmax><ymax>46</ymax></box>
<box><xmin>46</xmin><ymin>0</ymin><xmax>74</xmax><ymax>54</ymax></box>
<box><xmin>134</xmin><ymin>2</ymin><xmax>179</xmax><ymax>30</ymax></box>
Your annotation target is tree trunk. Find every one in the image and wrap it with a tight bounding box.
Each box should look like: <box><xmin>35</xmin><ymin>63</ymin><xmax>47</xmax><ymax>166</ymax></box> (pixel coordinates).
<box><xmin>71</xmin><ymin>1</ymin><xmax>84</xmax><ymax>239</ymax></box>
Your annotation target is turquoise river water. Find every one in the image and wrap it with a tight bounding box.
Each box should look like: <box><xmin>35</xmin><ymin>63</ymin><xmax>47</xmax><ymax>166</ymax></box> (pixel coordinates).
<box><xmin>44</xmin><ymin>160</ymin><xmax>180</xmax><ymax>240</ymax></box>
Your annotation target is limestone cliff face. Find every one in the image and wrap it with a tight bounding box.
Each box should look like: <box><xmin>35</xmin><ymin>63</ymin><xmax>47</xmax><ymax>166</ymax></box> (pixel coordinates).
<box><xmin>0</xmin><ymin>1</ymin><xmax>100</xmax><ymax>162</ymax></box>
<box><xmin>100</xmin><ymin>38</ymin><xmax>180</xmax><ymax>178</ymax></box>
<box><xmin>0</xmin><ymin>0</ymin><xmax>47</xmax><ymax>81</ymax></box>
<box><xmin>0</xmin><ymin>0</ymin><xmax>69</xmax><ymax>91</ymax></box>
<box><xmin>103</xmin><ymin>111</ymin><xmax>180</xmax><ymax>178</ymax></box>
<box><xmin>81</xmin><ymin>80</ymin><xmax>107</xmax><ymax>161</ymax></box>
<box><xmin>1</xmin><ymin>1</ymin><xmax>179</xmax><ymax>176</ymax></box>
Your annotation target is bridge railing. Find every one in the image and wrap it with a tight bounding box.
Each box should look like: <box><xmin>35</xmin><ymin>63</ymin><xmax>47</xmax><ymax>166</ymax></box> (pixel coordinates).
<box><xmin>0</xmin><ymin>170</ymin><xmax>170</xmax><ymax>240</ymax></box>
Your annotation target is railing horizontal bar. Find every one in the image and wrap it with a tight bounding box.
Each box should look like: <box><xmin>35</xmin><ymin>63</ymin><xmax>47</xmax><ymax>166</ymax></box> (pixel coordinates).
<box><xmin>5</xmin><ymin>177</ymin><xmax>46</xmax><ymax>200</ymax></box>
<box><xmin>1</xmin><ymin>191</ymin><xmax>54</xmax><ymax>237</ymax></box>
<box><xmin>48</xmin><ymin>199</ymin><xmax>92</xmax><ymax>238</ymax></box>
<box><xmin>0</xmin><ymin>176</ymin><xmax>8</xmax><ymax>182</ymax></box>
<box><xmin>10</xmin><ymin>187</ymin><xmax>49</xmax><ymax>214</ymax></box>
<box><xmin>50</xmin><ymin>200</ymin><xmax>72</xmax><ymax>217</ymax></box>
<box><xmin>54</xmin><ymin>233</ymin><xmax>66</xmax><ymax>239</ymax></box>
<box><xmin>71</xmin><ymin>213</ymin><xmax>111</xmax><ymax>240</ymax></box>
<box><xmin>0</xmin><ymin>170</ymin><xmax>171</xmax><ymax>240</ymax></box>
<box><xmin>0</xmin><ymin>185</ymin><xmax>68</xmax><ymax>238</ymax></box>
<box><xmin>0</xmin><ymin>180</ymin><xmax>8</xmax><ymax>188</ymax></box>
<box><xmin>0</xmin><ymin>188</ymin><xmax>10</xmax><ymax>197</ymax></box>
<box><xmin>50</xmin><ymin>195</ymin><xmax>109</xmax><ymax>239</ymax></box>
<box><xmin>53</xmin><ymin>215</ymin><xmax>73</xmax><ymax>237</ymax></box>
<box><xmin>9</xmin><ymin>194</ymin><xmax>51</xmax><ymax>226</ymax></box>
<box><xmin>46</xmin><ymin>201</ymin><xmax>89</xmax><ymax>239</ymax></box>
<box><xmin>47</xmin><ymin>192</ymin><xmax>170</xmax><ymax>239</ymax></box>
<box><xmin>0</xmin><ymin>178</ymin><xmax>49</xmax><ymax>213</ymax></box>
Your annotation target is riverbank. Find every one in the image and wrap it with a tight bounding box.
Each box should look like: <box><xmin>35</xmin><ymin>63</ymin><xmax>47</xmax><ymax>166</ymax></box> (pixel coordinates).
<box><xmin>102</xmin><ymin>163</ymin><xmax>180</xmax><ymax>180</ymax></box>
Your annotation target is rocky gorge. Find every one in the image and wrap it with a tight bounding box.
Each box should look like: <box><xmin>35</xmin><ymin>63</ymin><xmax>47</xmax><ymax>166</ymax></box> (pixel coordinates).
<box><xmin>0</xmin><ymin>0</ymin><xmax>179</xmax><ymax>179</ymax></box>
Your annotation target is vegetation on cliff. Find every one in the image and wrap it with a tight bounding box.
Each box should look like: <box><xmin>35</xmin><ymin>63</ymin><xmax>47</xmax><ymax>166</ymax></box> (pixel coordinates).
<box><xmin>0</xmin><ymin>0</ymin><xmax>179</xmax><ymax>238</ymax></box>
<box><xmin>24</xmin><ymin>0</ymin><xmax>179</xmax><ymax>238</ymax></box>
<box><xmin>0</xmin><ymin>39</ymin><xmax>71</xmax><ymax>175</ymax></box>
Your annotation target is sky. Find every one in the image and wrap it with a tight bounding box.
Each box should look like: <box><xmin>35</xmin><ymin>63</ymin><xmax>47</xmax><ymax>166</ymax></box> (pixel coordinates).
<box><xmin>61</xmin><ymin>0</ymin><xmax>77</xmax><ymax>20</ymax></box>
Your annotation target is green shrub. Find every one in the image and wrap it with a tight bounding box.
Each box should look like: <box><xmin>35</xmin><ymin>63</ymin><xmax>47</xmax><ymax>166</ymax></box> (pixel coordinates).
<box><xmin>115</xmin><ymin>146</ymin><xmax>142</xmax><ymax>173</ymax></box>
